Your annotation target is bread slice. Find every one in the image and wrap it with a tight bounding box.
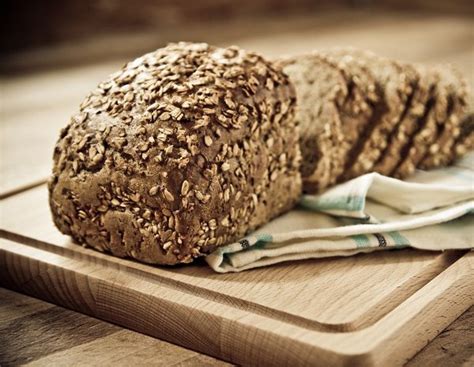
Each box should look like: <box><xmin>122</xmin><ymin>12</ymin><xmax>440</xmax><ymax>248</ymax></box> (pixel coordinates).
<box><xmin>327</xmin><ymin>49</ymin><xmax>414</xmax><ymax>181</ymax></box>
<box><xmin>392</xmin><ymin>68</ymin><xmax>442</xmax><ymax>178</ymax></box>
<box><xmin>278</xmin><ymin>54</ymin><xmax>347</xmax><ymax>193</ymax></box>
<box><xmin>315</xmin><ymin>50</ymin><xmax>380</xmax><ymax>185</ymax></box>
<box><xmin>279</xmin><ymin>51</ymin><xmax>379</xmax><ymax>193</ymax></box>
<box><xmin>418</xmin><ymin>66</ymin><xmax>469</xmax><ymax>168</ymax></box>
<box><xmin>415</xmin><ymin>113</ymin><xmax>473</xmax><ymax>168</ymax></box>
<box><xmin>372</xmin><ymin>63</ymin><xmax>430</xmax><ymax>175</ymax></box>
<box><xmin>449</xmin><ymin>113</ymin><xmax>474</xmax><ymax>163</ymax></box>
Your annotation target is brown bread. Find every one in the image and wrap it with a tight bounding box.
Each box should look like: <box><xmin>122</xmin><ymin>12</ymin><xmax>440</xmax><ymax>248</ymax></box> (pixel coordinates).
<box><xmin>334</xmin><ymin>49</ymin><xmax>414</xmax><ymax>180</ymax></box>
<box><xmin>281</xmin><ymin>49</ymin><xmax>471</xmax><ymax>192</ymax></box>
<box><xmin>277</xmin><ymin>54</ymin><xmax>347</xmax><ymax>193</ymax></box>
<box><xmin>280</xmin><ymin>50</ymin><xmax>379</xmax><ymax>192</ymax></box>
<box><xmin>418</xmin><ymin>66</ymin><xmax>469</xmax><ymax>168</ymax></box>
<box><xmin>49</xmin><ymin>42</ymin><xmax>302</xmax><ymax>265</ymax></box>
<box><xmin>391</xmin><ymin>68</ymin><xmax>443</xmax><ymax>178</ymax></box>
<box><xmin>372</xmin><ymin>63</ymin><xmax>431</xmax><ymax>175</ymax></box>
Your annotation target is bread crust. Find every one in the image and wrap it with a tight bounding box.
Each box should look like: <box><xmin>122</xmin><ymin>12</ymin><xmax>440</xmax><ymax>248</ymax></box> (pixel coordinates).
<box><xmin>419</xmin><ymin>65</ymin><xmax>469</xmax><ymax>168</ymax></box>
<box><xmin>281</xmin><ymin>49</ymin><xmax>471</xmax><ymax>189</ymax></box>
<box><xmin>391</xmin><ymin>68</ymin><xmax>441</xmax><ymax>178</ymax></box>
<box><xmin>448</xmin><ymin>113</ymin><xmax>474</xmax><ymax>163</ymax></box>
<box><xmin>278</xmin><ymin>54</ymin><xmax>347</xmax><ymax>193</ymax></box>
<box><xmin>280</xmin><ymin>50</ymin><xmax>380</xmax><ymax>193</ymax></box>
<box><xmin>315</xmin><ymin>49</ymin><xmax>380</xmax><ymax>184</ymax></box>
<box><xmin>49</xmin><ymin>42</ymin><xmax>302</xmax><ymax>265</ymax></box>
<box><xmin>373</xmin><ymin>63</ymin><xmax>430</xmax><ymax>175</ymax></box>
<box><xmin>334</xmin><ymin>49</ymin><xmax>414</xmax><ymax>180</ymax></box>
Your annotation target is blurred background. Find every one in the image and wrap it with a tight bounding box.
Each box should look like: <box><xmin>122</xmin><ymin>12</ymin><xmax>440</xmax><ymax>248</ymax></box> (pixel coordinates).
<box><xmin>0</xmin><ymin>0</ymin><xmax>473</xmax><ymax>197</ymax></box>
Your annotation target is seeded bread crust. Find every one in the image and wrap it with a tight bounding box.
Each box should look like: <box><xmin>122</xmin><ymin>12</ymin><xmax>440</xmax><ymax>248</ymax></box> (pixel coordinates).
<box><xmin>280</xmin><ymin>51</ymin><xmax>379</xmax><ymax>193</ymax></box>
<box><xmin>49</xmin><ymin>42</ymin><xmax>302</xmax><ymax>265</ymax></box>
<box><xmin>419</xmin><ymin>66</ymin><xmax>469</xmax><ymax>168</ymax></box>
<box><xmin>393</xmin><ymin>68</ymin><xmax>445</xmax><ymax>178</ymax></box>
<box><xmin>277</xmin><ymin>54</ymin><xmax>347</xmax><ymax>193</ymax></box>
<box><xmin>448</xmin><ymin>113</ymin><xmax>474</xmax><ymax>163</ymax></box>
<box><xmin>335</xmin><ymin>49</ymin><xmax>413</xmax><ymax>179</ymax></box>
<box><xmin>282</xmin><ymin>49</ymin><xmax>471</xmax><ymax>190</ymax></box>
<box><xmin>372</xmin><ymin>63</ymin><xmax>430</xmax><ymax>175</ymax></box>
<box><xmin>315</xmin><ymin>50</ymin><xmax>380</xmax><ymax>185</ymax></box>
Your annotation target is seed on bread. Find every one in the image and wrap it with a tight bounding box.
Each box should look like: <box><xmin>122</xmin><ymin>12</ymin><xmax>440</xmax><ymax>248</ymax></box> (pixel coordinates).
<box><xmin>48</xmin><ymin>42</ymin><xmax>302</xmax><ymax>265</ymax></box>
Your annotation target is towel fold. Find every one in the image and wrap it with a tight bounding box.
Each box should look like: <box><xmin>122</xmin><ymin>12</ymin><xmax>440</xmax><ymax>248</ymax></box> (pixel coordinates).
<box><xmin>206</xmin><ymin>153</ymin><xmax>474</xmax><ymax>273</ymax></box>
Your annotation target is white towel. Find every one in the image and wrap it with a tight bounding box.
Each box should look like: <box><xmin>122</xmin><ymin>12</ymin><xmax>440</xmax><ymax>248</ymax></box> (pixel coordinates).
<box><xmin>206</xmin><ymin>153</ymin><xmax>474</xmax><ymax>273</ymax></box>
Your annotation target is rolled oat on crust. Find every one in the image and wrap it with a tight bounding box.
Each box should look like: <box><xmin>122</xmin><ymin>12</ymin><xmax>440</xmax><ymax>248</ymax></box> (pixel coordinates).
<box><xmin>49</xmin><ymin>42</ymin><xmax>302</xmax><ymax>265</ymax></box>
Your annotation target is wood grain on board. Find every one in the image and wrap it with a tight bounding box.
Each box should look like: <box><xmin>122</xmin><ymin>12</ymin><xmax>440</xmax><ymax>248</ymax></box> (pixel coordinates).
<box><xmin>0</xmin><ymin>185</ymin><xmax>473</xmax><ymax>366</ymax></box>
<box><xmin>1</xmin><ymin>287</ymin><xmax>472</xmax><ymax>367</ymax></box>
<box><xmin>0</xmin><ymin>287</ymin><xmax>230</xmax><ymax>367</ymax></box>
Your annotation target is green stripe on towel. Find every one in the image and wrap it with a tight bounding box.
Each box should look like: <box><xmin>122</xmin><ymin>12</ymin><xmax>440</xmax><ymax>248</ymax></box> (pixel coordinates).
<box><xmin>300</xmin><ymin>195</ymin><xmax>365</xmax><ymax>212</ymax></box>
<box><xmin>387</xmin><ymin>231</ymin><xmax>410</xmax><ymax>247</ymax></box>
<box><xmin>251</xmin><ymin>233</ymin><xmax>274</xmax><ymax>250</ymax></box>
<box><xmin>351</xmin><ymin>234</ymin><xmax>370</xmax><ymax>248</ymax></box>
<box><xmin>256</xmin><ymin>233</ymin><xmax>273</xmax><ymax>242</ymax></box>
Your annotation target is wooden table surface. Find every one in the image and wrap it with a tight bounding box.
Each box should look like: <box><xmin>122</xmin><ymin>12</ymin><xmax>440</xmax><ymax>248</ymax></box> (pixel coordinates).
<box><xmin>0</xmin><ymin>288</ymin><xmax>472</xmax><ymax>366</ymax></box>
<box><xmin>1</xmin><ymin>9</ymin><xmax>473</xmax><ymax>366</ymax></box>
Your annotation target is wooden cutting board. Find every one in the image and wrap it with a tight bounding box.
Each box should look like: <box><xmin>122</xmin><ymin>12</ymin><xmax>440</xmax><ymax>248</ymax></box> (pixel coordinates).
<box><xmin>0</xmin><ymin>185</ymin><xmax>473</xmax><ymax>366</ymax></box>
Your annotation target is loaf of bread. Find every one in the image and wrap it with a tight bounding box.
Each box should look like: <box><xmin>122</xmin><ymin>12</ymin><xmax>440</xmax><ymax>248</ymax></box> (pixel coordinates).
<box><xmin>280</xmin><ymin>49</ymin><xmax>470</xmax><ymax>193</ymax></box>
<box><xmin>49</xmin><ymin>42</ymin><xmax>302</xmax><ymax>265</ymax></box>
<box><xmin>49</xmin><ymin>44</ymin><xmax>471</xmax><ymax>265</ymax></box>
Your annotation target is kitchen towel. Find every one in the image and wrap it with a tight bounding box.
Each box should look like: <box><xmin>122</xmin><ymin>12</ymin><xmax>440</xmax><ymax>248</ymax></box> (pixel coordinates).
<box><xmin>206</xmin><ymin>153</ymin><xmax>474</xmax><ymax>273</ymax></box>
